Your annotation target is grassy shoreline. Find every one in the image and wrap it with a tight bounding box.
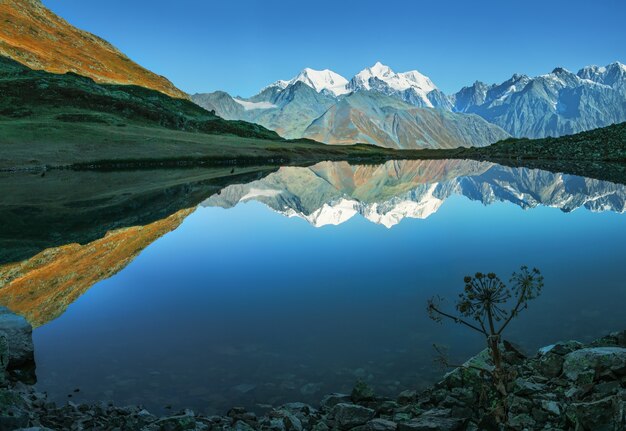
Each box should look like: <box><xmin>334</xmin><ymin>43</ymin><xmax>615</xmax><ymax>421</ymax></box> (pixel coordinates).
<box><xmin>1</xmin><ymin>116</ymin><xmax>625</xmax><ymax>183</ymax></box>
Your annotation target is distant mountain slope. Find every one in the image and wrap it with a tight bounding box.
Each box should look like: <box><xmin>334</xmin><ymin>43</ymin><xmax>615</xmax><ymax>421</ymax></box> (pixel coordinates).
<box><xmin>196</xmin><ymin>61</ymin><xmax>626</xmax><ymax>145</ymax></box>
<box><xmin>451</xmin><ymin>63</ymin><xmax>626</xmax><ymax>138</ymax></box>
<box><xmin>302</xmin><ymin>91</ymin><xmax>509</xmax><ymax>149</ymax></box>
<box><xmin>193</xmin><ymin>66</ymin><xmax>507</xmax><ymax>149</ymax></box>
<box><xmin>0</xmin><ymin>0</ymin><xmax>187</xmax><ymax>99</ymax></box>
<box><xmin>0</xmin><ymin>56</ymin><xmax>279</xmax><ymax>140</ymax></box>
<box><xmin>193</xmin><ymin>82</ymin><xmax>338</xmax><ymax>139</ymax></box>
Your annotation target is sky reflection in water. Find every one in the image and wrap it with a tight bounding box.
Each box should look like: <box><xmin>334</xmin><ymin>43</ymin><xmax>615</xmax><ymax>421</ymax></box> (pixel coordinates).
<box><xmin>31</xmin><ymin>162</ymin><xmax>626</xmax><ymax>414</ymax></box>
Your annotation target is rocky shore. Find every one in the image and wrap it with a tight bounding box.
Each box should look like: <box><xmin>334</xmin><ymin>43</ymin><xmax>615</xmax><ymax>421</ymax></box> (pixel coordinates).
<box><xmin>1</xmin><ymin>306</ymin><xmax>625</xmax><ymax>430</ymax></box>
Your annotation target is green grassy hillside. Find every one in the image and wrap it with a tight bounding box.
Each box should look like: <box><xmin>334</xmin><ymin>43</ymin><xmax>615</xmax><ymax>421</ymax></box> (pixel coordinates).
<box><xmin>462</xmin><ymin>122</ymin><xmax>626</xmax><ymax>162</ymax></box>
<box><xmin>0</xmin><ymin>56</ymin><xmax>279</xmax><ymax>140</ymax></box>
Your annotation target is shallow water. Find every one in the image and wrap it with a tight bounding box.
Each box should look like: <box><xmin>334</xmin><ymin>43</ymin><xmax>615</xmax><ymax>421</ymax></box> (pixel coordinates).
<box><xmin>2</xmin><ymin>160</ymin><xmax>625</xmax><ymax>415</ymax></box>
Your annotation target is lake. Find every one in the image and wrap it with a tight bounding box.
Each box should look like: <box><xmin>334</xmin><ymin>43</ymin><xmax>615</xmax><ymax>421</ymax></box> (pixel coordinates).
<box><xmin>1</xmin><ymin>159</ymin><xmax>625</xmax><ymax>415</ymax></box>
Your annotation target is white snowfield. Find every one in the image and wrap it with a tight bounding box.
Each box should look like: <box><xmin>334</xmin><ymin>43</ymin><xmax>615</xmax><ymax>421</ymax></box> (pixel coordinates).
<box><xmin>265</xmin><ymin>68</ymin><xmax>350</xmax><ymax>96</ymax></box>
<box><xmin>262</xmin><ymin>61</ymin><xmax>438</xmax><ymax>104</ymax></box>
<box><xmin>233</xmin><ymin>98</ymin><xmax>277</xmax><ymax>110</ymax></box>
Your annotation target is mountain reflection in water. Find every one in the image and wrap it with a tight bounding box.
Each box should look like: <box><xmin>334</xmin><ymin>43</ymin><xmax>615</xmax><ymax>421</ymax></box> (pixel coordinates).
<box><xmin>0</xmin><ymin>160</ymin><xmax>624</xmax><ymax>414</ymax></box>
<box><xmin>204</xmin><ymin>160</ymin><xmax>625</xmax><ymax>227</ymax></box>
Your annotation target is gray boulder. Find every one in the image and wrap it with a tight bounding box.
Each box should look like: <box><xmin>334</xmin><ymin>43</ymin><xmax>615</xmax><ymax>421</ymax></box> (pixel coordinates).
<box><xmin>538</xmin><ymin>340</ymin><xmax>584</xmax><ymax>356</ymax></box>
<box><xmin>563</xmin><ymin>347</ymin><xmax>626</xmax><ymax>383</ymax></box>
<box><xmin>320</xmin><ymin>393</ymin><xmax>351</xmax><ymax>411</ymax></box>
<box><xmin>566</xmin><ymin>395</ymin><xmax>626</xmax><ymax>430</ymax></box>
<box><xmin>330</xmin><ymin>403</ymin><xmax>375</xmax><ymax>429</ymax></box>
<box><xmin>0</xmin><ymin>307</ymin><xmax>34</xmax><ymax>369</ymax></box>
<box><xmin>537</xmin><ymin>352</ymin><xmax>564</xmax><ymax>378</ymax></box>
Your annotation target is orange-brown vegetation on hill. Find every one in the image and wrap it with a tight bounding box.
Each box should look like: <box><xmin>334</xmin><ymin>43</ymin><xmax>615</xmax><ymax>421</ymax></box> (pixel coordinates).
<box><xmin>0</xmin><ymin>208</ymin><xmax>193</xmax><ymax>327</ymax></box>
<box><xmin>0</xmin><ymin>0</ymin><xmax>188</xmax><ymax>99</ymax></box>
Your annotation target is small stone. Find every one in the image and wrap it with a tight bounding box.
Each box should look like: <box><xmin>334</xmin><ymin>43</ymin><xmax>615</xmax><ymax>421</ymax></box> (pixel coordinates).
<box><xmin>537</xmin><ymin>352</ymin><xmax>564</xmax><ymax>378</ymax></box>
<box><xmin>538</xmin><ymin>340</ymin><xmax>583</xmax><ymax>356</ymax></box>
<box><xmin>364</xmin><ymin>418</ymin><xmax>398</xmax><ymax>430</ymax></box>
<box><xmin>397</xmin><ymin>390</ymin><xmax>417</xmax><ymax>405</ymax></box>
<box><xmin>540</xmin><ymin>400</ymin><xmax>560</xmax><ymax>416</ymax></box>
<box><xmin>508</xmin><ymin>413</ymin><xmax>536</xmax><ymax>429</ymax></box>
<box><xmin>320</xmin><ymin>393</ymin><xmax>351</xmax><ymax>411</ymax></box>
<box><xmin>352</xmin><ymin>380</ymin><xmax>375</xmax><ymax>402</ymax></box>
<box><xmin>594</xmin><ymin>380</ymin><xmax>620</xmax><ymax>396</ymax></box>
<box><xmin>397</xmin><ymin>408</ymin><xmax>466</xmax><ymax>431</ymax></box>
<box><xmin>511</xmin><ymin>378</ymin><xmax>545</xmax><ymax>396</ymax></box>
<box><xmin>330</xmin><ymin>403</ymin><xmax>375</xmax><ymax>429</ymax></box>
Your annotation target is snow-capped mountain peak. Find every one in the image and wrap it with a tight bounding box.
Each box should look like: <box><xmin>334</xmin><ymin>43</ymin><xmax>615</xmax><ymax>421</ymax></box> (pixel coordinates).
<box><xmin>348</xmin><ymin>62</ymin><xmax>438</xmax><ymax>107</ymax></box>
<box><xmin>264</xmin><ymin>68</ymin><xmax>349</xmax><ymax>96</ymax></box>
<box><xmin>350</xmin><ymin>62</ymin><xmax>435</xmax><ymax>91</ymax></box>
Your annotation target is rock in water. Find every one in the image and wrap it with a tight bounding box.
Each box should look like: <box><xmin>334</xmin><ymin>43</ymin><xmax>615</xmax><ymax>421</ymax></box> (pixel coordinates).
<box><xmin>0</xmin><ymin>307</ymin><xmax>35</xmax><ymax>375</ymax></box>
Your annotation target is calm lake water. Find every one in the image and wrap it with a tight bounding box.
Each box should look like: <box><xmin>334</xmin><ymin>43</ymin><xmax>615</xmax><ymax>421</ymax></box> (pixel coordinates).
<box><xmin>2</xmin><ymin>160</ymin><xmax>626</xmax><ymax>415</ymax></box>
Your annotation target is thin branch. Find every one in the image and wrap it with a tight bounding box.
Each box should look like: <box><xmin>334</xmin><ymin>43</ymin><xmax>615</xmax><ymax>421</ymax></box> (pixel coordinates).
<box><xmin>430</xmin><ymin>305</ymin><xmax>488</xmax><ymax>336</ymax></box>
<box><xmin>497</xmin><ymin>284</ymin><xmax>527</xmax><ymax>335</ymax></box>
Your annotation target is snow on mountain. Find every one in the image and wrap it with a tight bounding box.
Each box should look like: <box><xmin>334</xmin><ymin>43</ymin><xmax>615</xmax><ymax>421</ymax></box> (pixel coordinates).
<box><xmin>194</xmin><ymin>60</ymin><xmax>626</xmax><ymax>143</ymax></box>
<box><xmin>451</xmin><ymin>62</ymin><xmax>626</xmax><ymax>138</ymax></box>
<box><xmin>347</xmin><ymin>61</ymin><xmax>438</xmax><ymax>107</ymax></box>
<box><xmin>233</xmin><ymin>98</ymin><xmax>277</xmax><ymax>110</ymax></box>
<box><xmin>265</xmin><ymin>68</ymin><xmax>349</xmax><ymax>96</ymax></box>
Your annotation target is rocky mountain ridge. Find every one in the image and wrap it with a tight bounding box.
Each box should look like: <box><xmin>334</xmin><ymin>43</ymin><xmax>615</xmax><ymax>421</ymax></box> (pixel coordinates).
<box><xmin>192</xmin><ymin>64</ymin><xmax>509</xmax><ymax>149</ymax></box>
<box><xmin>194</xmin><ymin>61</ymin><xmax>626</xmax><ymax>146</ymax></box>
<box><xmin>452</xmin><ymin>62</ymin><xmax>626</xmax><ymax>138</ymax></box>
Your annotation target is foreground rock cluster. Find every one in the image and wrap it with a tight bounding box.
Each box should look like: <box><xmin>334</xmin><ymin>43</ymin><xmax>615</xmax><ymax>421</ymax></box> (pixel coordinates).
<box><xmin>1</xmin><ymin>307</ymin><xmax>624</xmax><ymax>430</ymax></box>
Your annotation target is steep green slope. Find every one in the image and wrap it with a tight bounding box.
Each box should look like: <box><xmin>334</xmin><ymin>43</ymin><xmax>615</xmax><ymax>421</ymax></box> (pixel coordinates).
<box><xmin>0</xmin><ymin>56</ymin><xmax>279</xmax><ymax>140</ymax></box>
<box><xmin>464</xmin><ymin>122</ymin><xmax>626</xmax><ymax>161</ymax></box>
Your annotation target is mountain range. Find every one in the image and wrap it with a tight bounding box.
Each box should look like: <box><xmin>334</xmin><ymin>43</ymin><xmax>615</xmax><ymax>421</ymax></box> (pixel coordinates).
<box><xmin>203</xmin><ymin>160</ymin><xmax>626</xmax><ymax>228</ymax></box>
<box><xmin>193</xmin><ymin>61</ymin><xmax>626</xmax><ymax>148</ymax></box>
<box><xmin>0</xmin><ymin>0</ymin><xmax>624</xmax><ymax>166</ymax></box>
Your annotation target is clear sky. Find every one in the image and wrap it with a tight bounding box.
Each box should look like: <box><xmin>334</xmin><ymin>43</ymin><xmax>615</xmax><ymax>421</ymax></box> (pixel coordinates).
<box><xmin>43</xmin><ymin>0</ymin><xmax>626</xmax><ymax>97</ymax></box>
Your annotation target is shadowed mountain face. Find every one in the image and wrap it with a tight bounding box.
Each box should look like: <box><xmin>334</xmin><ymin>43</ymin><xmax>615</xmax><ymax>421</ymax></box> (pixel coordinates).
<box><xmin>0</xmin><ymin>0</ymin><xmax>187</xmax><ymax>99</ymax></box>
<box><xmin>204</xmin><ymin>160</ymin><xmax>626</xmax><ymax>228</ymax></box>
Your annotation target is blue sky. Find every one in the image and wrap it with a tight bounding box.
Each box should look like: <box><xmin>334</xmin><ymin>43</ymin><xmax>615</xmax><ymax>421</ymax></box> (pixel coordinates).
<box><xmin>43</xmin><ymin>0</ymin><xmax>625</xmax><ymax>97</ymax></box>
